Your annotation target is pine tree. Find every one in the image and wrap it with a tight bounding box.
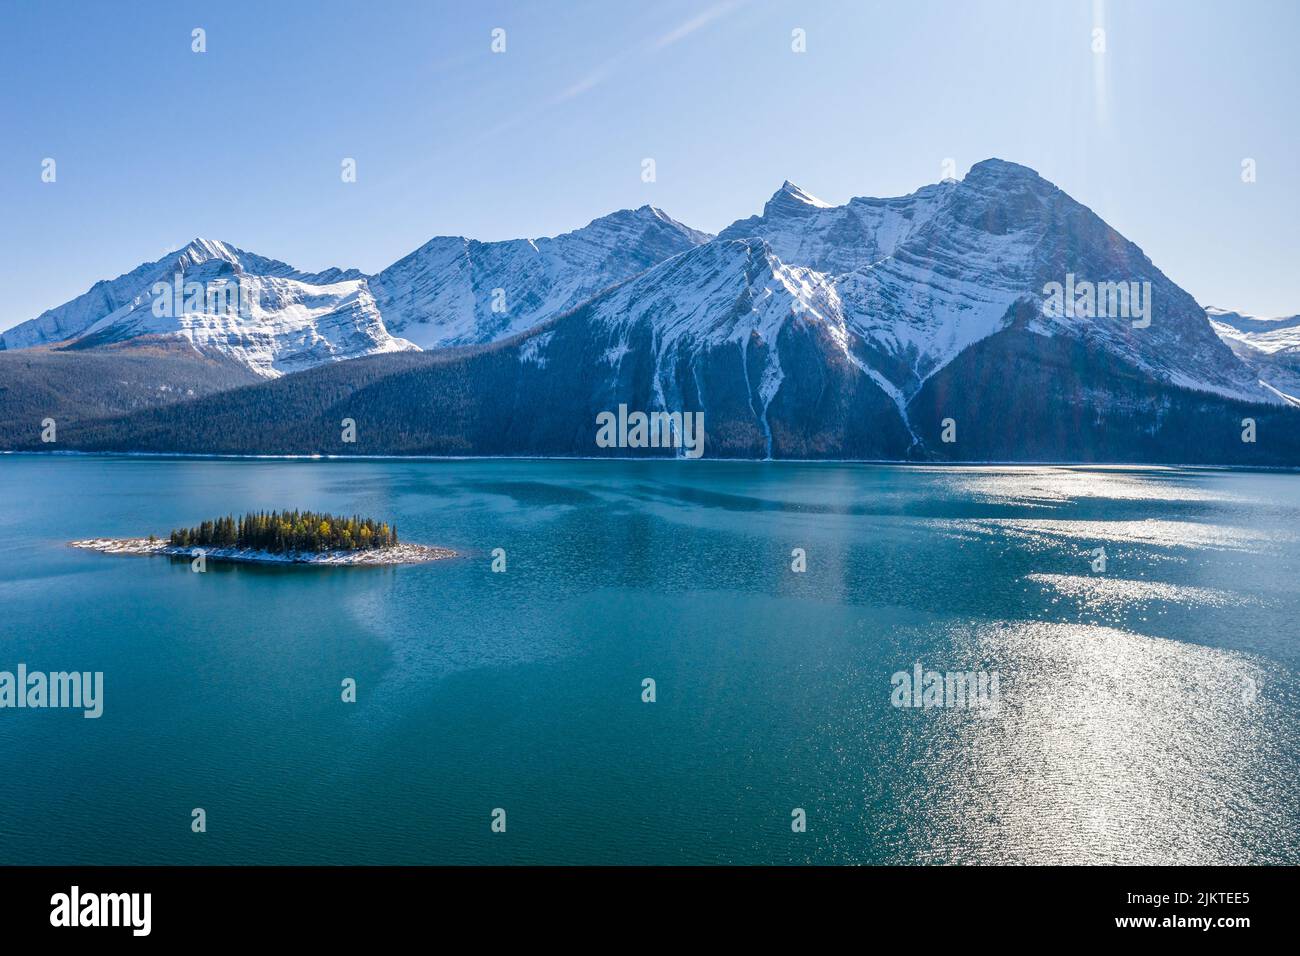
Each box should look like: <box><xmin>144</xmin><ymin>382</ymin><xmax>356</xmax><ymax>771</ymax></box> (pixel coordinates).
<box><xmin>167</xmin><ymin>509</ymin><xmax>398</xmax><ymax>553</ymax></box>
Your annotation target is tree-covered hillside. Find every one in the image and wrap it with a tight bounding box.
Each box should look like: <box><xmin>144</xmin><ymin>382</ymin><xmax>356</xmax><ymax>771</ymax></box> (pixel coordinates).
<box><xmin>0</xmin><ymin>338</ymin><xmax>259</xmax><ymax>446</ymax></box>
<box><xmin>3</xmin><ymin>304</ymin><xmax>1300</xmax><ymax>465</ymax></box>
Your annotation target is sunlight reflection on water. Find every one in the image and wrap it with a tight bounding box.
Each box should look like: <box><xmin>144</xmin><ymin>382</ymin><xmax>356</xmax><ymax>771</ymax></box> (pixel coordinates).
<box><xmin>934</xmin><ymin>466</ymin><xmax>1249</xmax><ymax>505</ymax></box>
<box><xmin>933</xmin><ymin>516</ymin><xmax>1292</xmax><ymax>552</ymax></box>
<box><xmin>880</xmin><ymin>621</ymin><xmax>1292</xmax><ymax>864</ymax></box>
<box><xmin>1025</xmin><ymin>573</ymin><xmax>1251</xmax><ymax>610</ymax></box>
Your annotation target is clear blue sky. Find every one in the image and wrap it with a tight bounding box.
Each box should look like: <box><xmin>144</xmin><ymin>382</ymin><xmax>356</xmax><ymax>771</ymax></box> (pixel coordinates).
<box><xmin>2</xmin><ymin>0</ymin><xmax>1296</xmax><ymax>330</ymax></box>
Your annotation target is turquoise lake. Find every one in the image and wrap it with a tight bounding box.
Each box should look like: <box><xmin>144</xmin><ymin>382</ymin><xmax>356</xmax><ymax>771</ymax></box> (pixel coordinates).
<box><xmin>0</xmin><ymin>455</ymin><xmax>1296</xmax><ymax>864</ymax></box>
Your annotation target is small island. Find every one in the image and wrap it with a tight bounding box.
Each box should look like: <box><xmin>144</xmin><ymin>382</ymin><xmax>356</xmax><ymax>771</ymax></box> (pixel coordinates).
<box><xmin>71</xmin><ymin>509</ymin><xmax>455</xmax><ymax>566</ymax></box>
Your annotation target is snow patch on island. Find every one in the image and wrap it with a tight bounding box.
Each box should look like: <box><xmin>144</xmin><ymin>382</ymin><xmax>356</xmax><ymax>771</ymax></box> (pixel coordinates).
<box><xmin>70</xmin><ymin>538</ymin><xmax>455</xmax><ymax>566</ymax></box>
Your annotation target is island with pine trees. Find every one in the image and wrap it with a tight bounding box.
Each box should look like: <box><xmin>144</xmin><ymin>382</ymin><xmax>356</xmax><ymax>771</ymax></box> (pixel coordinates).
<box><xmin>71</xmin><ymin>509</ymin><xmax>455</xmax><ymax>566</ymax></box>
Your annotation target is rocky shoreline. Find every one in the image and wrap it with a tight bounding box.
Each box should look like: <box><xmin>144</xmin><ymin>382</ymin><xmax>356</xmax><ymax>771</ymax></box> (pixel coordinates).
<box><xmin>69</xmin><ymin>537</ymin><xmax>455</xmax><ymax>566</ymax></box>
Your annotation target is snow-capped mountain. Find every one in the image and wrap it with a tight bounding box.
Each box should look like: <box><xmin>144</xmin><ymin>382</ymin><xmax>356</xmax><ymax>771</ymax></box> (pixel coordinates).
<box><xmin>6</xmin><ymin>158</ymin><xmax>1296</xmax><ymax>463</ymax></box>
<box><xmin>1208</xmin><ymin>307</ymin><xmax>1300</xmax><ymax>404</ymax></box>
<box><xmin>717</xmin><ymin>160</ymin><xmax>1272</xmax><ymax>408</ymax></box>
<box><xmin>369</xmin><ymin>205</ymin><xmax>711</xmax><ymax>348</ymax></box>
<box><xmin>511</xmin><ymin>235</ymin><xmax>916</xmax><ymax>458</ymax></box>
<box><xmin>43</xmin><ymin>214</ymin><xmax>1300</xmax><ymax>463</ymax></box>
<box><xmin>484</xmin><ymin>159</ymin><xmax>1288</xmax><ymax>460</ymax></box>
<box><xmin>717</xmin><ymin>178</ymin><xmax>952</xmax><ymax>275</ymax></box>
<box><xmin>0</xmin><ymin>239</ymin><xmax>409</xmax><ymax>377</ymax></box>
<box><xmin>495</xmin><ymin>158</ymin><xmax>1278</xmax><ymax>459</ymax></box>
<box><xmin>0</xmin><ymin>209</ymin><xmax>709</xmax><ymax>375</ymax></box>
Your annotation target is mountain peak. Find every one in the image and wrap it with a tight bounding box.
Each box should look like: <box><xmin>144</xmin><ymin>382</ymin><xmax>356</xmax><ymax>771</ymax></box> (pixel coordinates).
<box><xmin>168</xmin><ymin>238</ymin><xmax>247</xmax><ymax>271</ymax></box>
<box><xmin>181</xmin><ymin>237</ymin><xmax>236</xmax><ymax>255</ymax></box>
<box><xmin>767</xmin><ymin>180</ymin><xmax>832</xmax><ymax>212</ymax></box>
<box><xmin>558</xmin><ymin>206</ymin><xmax>712</xmax><ymax>251</ymax></box>
<box><xmin>592</xmin><ymin>204</ymin><xmax>673</xmax><ymax>228</ymax></box>
<box><xmin>632</xmin><ymin>204</ymin><xmax>690</xmax><ymax>227</ymax></box>
<box><xmin>962</xmin><ymin>158</ymin><xmax>1043</xmax><ymax>185</ymax></box>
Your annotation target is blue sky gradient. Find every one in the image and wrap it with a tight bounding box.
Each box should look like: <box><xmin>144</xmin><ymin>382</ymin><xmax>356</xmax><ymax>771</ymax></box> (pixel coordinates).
<box><xmin>2</xmin><ymin>0</ymin><xmax>1296</xmax><ymax>329</ymax></box>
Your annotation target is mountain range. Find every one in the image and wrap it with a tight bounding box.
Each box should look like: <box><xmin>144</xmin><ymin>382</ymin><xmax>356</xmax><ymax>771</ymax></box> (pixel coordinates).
<box><xmin>1206</xmin><ymin>307</ymin><xmax>1300</xmax><ymax>405</ymax></box>
<box><xmin>2</xmin><ymin>159</ymin><xmax>1297</xmax><ymax>463</ymax></box>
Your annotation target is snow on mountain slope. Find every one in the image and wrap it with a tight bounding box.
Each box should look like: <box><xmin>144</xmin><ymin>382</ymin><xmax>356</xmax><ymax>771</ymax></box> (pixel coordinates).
<box><xmin>582</xmin><ymin>237</ymin><xmax>837</xmax><ymax>439</ymax></box>
<box><xmin>830</xmin><ymin>166</ymin><xmax>1041</xmax><ymax>395</ymax></box>
<box><xmin>955</xmin><ymin>161</ymin><xmax>1271</xmax><ymax>406</ymax></box>
<box><xmin>166</xmin><ymin>237</ymin><xmax>366</xmax><ymax>286</ymax></box>
<box><xmin>717</xmin><ymin>179</ymin><xmax>952</xmax><ymax>276</ymax></box>
<box><xmin>1208</xmin><ymin>307</ymin><xmax>1300</xmax><ymax>404</ymax></box>
<box><xmin>78</xmin><ymin>275</ymin><xmax>414</xmax><ymax>379</ymax></box>
<box><xmin>721</xmin><ymin>159</ymin><xmax>1275</xmax><ymax>406</ymax></box>
<box><xmin>1</xmin><ymin>239</ymin><xmax>409</xmax><ymax>377</ymax></box>
<box><xmin>0</xmin><ymin>239</ymin><xmax>365</xmax><ymax>354</ymax></box>
<box><xmin>589</xmin><ymin>236</ymin><xmax>836</xmax><ymax>350</ymax></box>
<box><xmin>519</xmin><ymin>158</ymin><xmax>1280</xmax><ymax>461</ymax></box>
<box><xmin>368</xmin><ymin>205</ymin><xmax>712</xmax><ymax>348</ymax></box>
<box><xmin>509</xmin><ymin>235</ymin><xmax>914</xmax><ymax>459</ymax></box>
<box><xmin>0</xmin><ymin>208</ymin><xmax>709</xmax><ymax>375</ymax></box>
<box><xmin>28</xmin><ymin>194</ymin><xmax>1300</xmax><ymax>464</ymax></box>
<box><xmin>1</xmin><ymin>160</ymin><xmax>1277</xmax><ymax>413</ymax></box>
<box><xmin>1209</xmin><ymin>307</ymin><xmax>1300</xmax><ymax>350</ymax></box>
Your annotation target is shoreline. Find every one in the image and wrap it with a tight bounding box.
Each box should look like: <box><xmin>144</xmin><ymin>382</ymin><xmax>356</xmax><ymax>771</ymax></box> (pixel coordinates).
<box><xmin>7</xmin><ymin>450</ymin><xmax>1299</xmax><ymax>473</ymax></box>
<box><xmin>69</xmin><ymin>537</ymin><xmax>456</xmax><ymax>566</ymax></box>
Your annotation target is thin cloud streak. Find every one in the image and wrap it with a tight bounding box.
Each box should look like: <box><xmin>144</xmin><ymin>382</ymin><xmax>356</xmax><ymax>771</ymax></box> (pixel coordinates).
<box><xmin>552</xmin><ymin>62</ymin><xmax>617</xmax><ymax>104</ymax></box>
<box><xmin>551</xmin><ymin>0</ymin><xmax>747</xmax><ymax>105</ymax></box>
<box><xmin>653</xmin><ymin>0</ymin><xmax>746</xmax><ymax>50</ymax></box>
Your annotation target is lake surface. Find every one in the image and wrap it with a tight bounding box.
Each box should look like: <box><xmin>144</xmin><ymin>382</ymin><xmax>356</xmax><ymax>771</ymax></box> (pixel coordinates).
<box><xmin>0</xmin><ymin>455</ymin><xmax>1296</xmax><ymax>864</ymax></box>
